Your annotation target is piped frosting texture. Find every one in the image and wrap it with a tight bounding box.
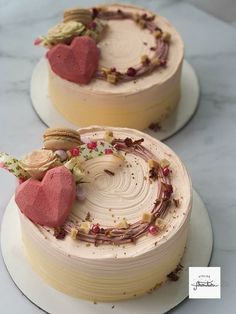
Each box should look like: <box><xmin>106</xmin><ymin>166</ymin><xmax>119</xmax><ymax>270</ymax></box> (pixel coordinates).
<box><xmin>20</xmin><ymin>126</ymin><xmax>192</xmax><ymax>259</ymax></box>
<box><xmin>19</xmin><ymin>126</ymin><xmax>192</xmax><ymax>301</ymax></box>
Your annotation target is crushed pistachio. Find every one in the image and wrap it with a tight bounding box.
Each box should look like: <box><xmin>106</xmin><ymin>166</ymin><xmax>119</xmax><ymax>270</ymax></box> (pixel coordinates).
<box><xmin>141</xmin><ymin>212</ymin><xmax>153</xmax><ymax>223</ymax></box>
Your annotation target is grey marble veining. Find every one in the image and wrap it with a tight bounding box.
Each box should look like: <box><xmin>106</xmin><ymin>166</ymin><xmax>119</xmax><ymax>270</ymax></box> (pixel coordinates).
<box><xmin>0</xmin><ymin>1</ymin><xmax>235</xmax><ymax>313</ymax></box>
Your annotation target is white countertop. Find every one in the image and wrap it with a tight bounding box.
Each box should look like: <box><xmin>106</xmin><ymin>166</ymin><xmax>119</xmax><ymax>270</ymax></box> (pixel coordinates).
<box><xmin>0</xmin><ymin>0</ymin><xmax>235</xmax><ymax>313</ymax></box>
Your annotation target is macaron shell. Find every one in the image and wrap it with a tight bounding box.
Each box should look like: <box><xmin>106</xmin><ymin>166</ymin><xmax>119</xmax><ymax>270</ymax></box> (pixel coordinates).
<box><xmin>44</xmin><ymin>137</ymin><xmax>81</xmax><ymax>151</ymax></box>
<box><xmin>44</xmin><ymin>128</ymin><xmax>81</xmax><ymax>140</ymax></box>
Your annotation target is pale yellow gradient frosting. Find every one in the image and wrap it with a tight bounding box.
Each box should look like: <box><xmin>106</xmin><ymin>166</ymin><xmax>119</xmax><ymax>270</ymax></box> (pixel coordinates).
<box><xmin>48</xmin><ymin>4</ymin><xmax>184</xmax><ymax>130</ymax></box>
<box><xmin>19</xmin><ymin>126</ymin><xmax>192</xmax><ymax>302</ymax></box>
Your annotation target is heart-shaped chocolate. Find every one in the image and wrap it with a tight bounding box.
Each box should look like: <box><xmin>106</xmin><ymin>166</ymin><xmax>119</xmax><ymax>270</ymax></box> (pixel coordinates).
<box><xmin>15</xmin><ymin>166</ymin><xmax>76</xmax><ymax>227</ymax></box>
<box><xmin>47</xmin><ymin>36</ymin><xmax>100</xmax><ymax>84</ymax></box>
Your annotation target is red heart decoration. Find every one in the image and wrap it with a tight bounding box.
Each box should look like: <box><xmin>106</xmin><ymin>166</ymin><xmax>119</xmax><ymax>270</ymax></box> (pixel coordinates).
<box><xmin>15</xmin><ymin>166</ymin><xmax>76</xmax><ymax>227</ymax></box>
<box><xmin>47</xmin><ymin>36</ymin><xmax>100</xmax><ymax>84</ymax></box>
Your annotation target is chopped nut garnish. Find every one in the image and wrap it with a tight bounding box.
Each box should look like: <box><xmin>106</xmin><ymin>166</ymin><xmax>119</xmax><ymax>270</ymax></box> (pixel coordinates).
<box><xmin>104</xmin><ymin>130</ymin><xmax>114</xmax><ymax>143</ymax></box>
<box><xmin>105</xmin><ymin>130</ymin><xmax>113</xmax><ymax>137</ymax></box>
<box><xmin>152</xmin><ymin>57</ymin><xmax>160</xmax><ymax>66</ymax></box>
<box><xmin>141</xmin><ymin>212</ymin><xmax>153</xmax><ymax>223</ymax></box>
<box><xmin>133</xmin><ymin>13</ymin><xmax>140</xmax><ymax>23</ymax></box>
<box><xmin>79</xmin><ymin>221</ymin><xmax>91</xmax><ymax>234</ymax></box>
<box><xmin>155</xmin><ymin>218</ymin><xmax>167</xmax><ymax>230</ymax></box>
<box><xmin>138</xmin><ymin>19</ymin><xmax>147</xmax><ymax>29</ymax></box>
<box><xmin>101</xmin><ymin>67</ymin><xmax>111</xmax><ymax>76</ymax></box>
<box><xmin>54</xmin><ymin>227</ymin><xmax>66</xmax><ymax>239</ymax></box>
<box><xmin>162</xmin><ymin>32</ymin><xmax>171</xmax><ymax>42</ymax></box>
<box><xmin>162</xmin><ymin>183</ymin><xmax>173</xmax><ymax>199</ymax></box>
<box><xmin>116</xmin><ymin>218</ymin><xmax>129</xmax><ymax>229</ymax></box>
<box><xmin>173</xmin><ymin>199</ymin><xmax>180</xmax><ymax>207</ymax></box>
<box><xmin>107</xmin><ymin>73</ymin><xmax>118</xmax><ymax>84</ymax></box>
<box><xmin>124</xmin><ymin>137</ymin><xmax>133</xmax><ymax>147</ymax></box>
<box><xmin>141</xmin><ymin>54</ymin><xmax>150</xmax><ymax>66</ymax></box>
<box><xmin>149</xmin><ymin>167</ymin><xmax>159</xmax><ymax>180</ymax></box>
<box><xmin>85</xmin><ymin>211</ymin><xmax>91</xmax><ymax>221</ymax></box>
<box><xmin>160</xmin><ymin>158</ymin><xmax>170</xmax><ymax>168</ymax></box>
<box><xmin>70</xmin><ymin>228</ymin><xmax>78</xmax><ymax>240</ymax></box>
<box><xmin>153</xmin><ymin>30</ymin><xmax>161</xmax><ymax>39</ymax></box>
<box><xmin>148</xmin><ymin>159</ymin><xmax>159</xmax><ymax>169</ymax></box>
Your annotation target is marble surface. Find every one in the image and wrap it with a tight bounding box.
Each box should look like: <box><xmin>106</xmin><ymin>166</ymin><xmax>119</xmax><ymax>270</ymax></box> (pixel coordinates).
<box><xmin>0</xmin><ymin>0</ymin><xmax>235</xmax><ymax>313</ymax></box>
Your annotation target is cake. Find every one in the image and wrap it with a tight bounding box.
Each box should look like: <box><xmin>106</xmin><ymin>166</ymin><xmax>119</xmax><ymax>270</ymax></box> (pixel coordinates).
<box><xmin>35</xmin><ymin>4</ymin><xmax>184</xmax><ymax>129</ymax></box>
<box><xmin>0</xmin><ymin>126</ymin><xmax>192</xmax><ymax>302</ymax></box>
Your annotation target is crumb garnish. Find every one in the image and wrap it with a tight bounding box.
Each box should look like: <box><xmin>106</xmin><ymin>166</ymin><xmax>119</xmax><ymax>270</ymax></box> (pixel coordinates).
<box><xmin>148</xmin><ymin>122</ymin><xmax>161</xmax><ymax>131</ymax></box>
<box><xmin>149</xmin><ymin>167</ymin><xmax>159</xmax><ymax>180</ymax></box>
<box><xmin>167</xmin><ymin>264</ymin><xmax>183</xmax><ymax>281</ymax></box>
<box><xmin>53</xmin><ymin>227</ymin><xmax>67</xmax><ymax>239</ymax></box>
<box><xmin>173</xmin><ymin>199</ymin><xmax>180</xmax><ymax>207</ymax></box>
<box><xmin>104</xmin><ymin>169</ymin><xmax>115</xmax><ymax>176</ymax></box>
<box><xmin>85</xmin><ymin>211</ymin><xmax>91</xmax><ymax>221</ymax></box>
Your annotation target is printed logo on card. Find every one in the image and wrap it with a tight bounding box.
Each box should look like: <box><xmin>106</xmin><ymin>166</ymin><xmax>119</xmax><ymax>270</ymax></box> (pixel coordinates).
<box><xmin>189</xmin><ymin>267</ymin><xmax>221</xmax><ymax>299</ymax></box>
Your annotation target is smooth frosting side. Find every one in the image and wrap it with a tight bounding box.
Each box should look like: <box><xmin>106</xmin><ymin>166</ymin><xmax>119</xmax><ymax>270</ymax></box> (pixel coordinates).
<box><xmin>21</xmin><ymin>222</ymin><xmax>187</xmax><ymax>301</ymax></box>
<box><xmin>48</xmin><ymin>4</ymin><xmax>184</xmax><ymax>129</ymax></box>
<box><xmin>19</xmin><ymin>127</ymin><xmax>192</xmax><ymax>301</ymax></box>
<box><xmin>48</xmin><ymin>67</ymin><xmax>181</xmax><ymax>129</ymax></box>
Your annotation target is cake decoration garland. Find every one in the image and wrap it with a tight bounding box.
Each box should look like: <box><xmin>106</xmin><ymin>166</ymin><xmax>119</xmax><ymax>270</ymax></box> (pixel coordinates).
<box><xmin>0</xmin><ymin>128</ymin><xmax>176</xmax><ymax>245</ymax></box>
<box><xmin>35</xmin><ymin>6</ymin><xmax>171</xmax><ymax>85</ymax></box>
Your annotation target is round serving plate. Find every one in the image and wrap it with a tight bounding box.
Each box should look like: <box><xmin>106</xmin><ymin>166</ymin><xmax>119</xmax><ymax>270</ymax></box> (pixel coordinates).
<box><xmin>30</xmin><ymin>59</ymin><xmax>199</xmax><ymax>141</ymax></box>
<box><xmin>1</xmin><ymin>189</ymin><xmax>212</xmax><ymax>314</ymax></box>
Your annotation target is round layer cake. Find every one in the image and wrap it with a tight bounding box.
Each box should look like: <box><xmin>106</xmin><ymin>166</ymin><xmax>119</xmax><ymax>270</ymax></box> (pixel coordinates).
<box><xmin>19</xmin><ymin>126</ymin><xmax>192</xmax><ymax>302</ymax></box>
<box><xmin>43</xmin><ymin>3</ymin><xmax>184</xmax><ymax>129</ymax></box>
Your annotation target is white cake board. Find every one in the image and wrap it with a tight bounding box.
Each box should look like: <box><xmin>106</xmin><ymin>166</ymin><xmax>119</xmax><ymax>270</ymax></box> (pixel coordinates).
<box><xmin>1</xmin><ymin>189</ymin><xmax>212</xmax><ymax>314</ymax></box>
<box><xmin>30</xmin><ymin>59</ymin><xmax>199</xmax><ymax>141</ymax></box>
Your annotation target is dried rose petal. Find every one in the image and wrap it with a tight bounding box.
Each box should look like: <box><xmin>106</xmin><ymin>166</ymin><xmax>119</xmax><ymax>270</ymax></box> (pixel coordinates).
<box><xmin>127</xmin><ymin>67</ymin><xmax>137</xmax><ymax>77</ymax></box>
